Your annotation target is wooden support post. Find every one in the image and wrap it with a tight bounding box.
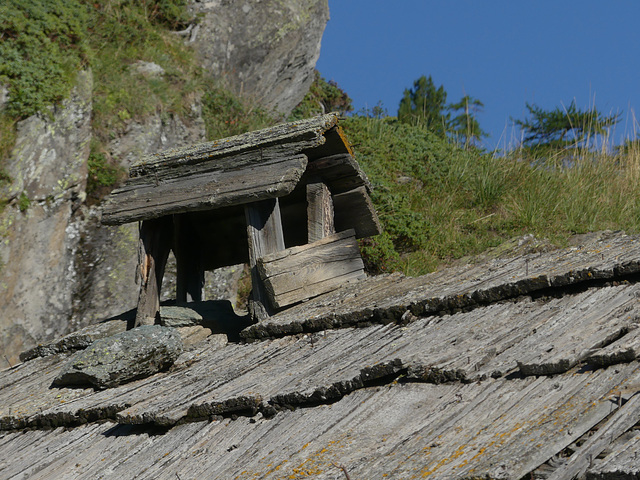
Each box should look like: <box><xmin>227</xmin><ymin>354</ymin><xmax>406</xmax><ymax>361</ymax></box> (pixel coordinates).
<box><xmin>135</xmin><ymin>216</ymin><xmax>173</xmax><ymax>327</ymax></box>
<box><xmin>173</xmin><ymin>214</ymin><xmax>205</xmax><ymax>304</ymax></box>
<box><xmin>245</xmin><ymin>198</ymin><xmax>285</xmax><ymax>321</ymax></box>
<box><xmin>307</xmin><ymin>179</ymin><xmax>335</xmax><ymax>243</ymax></box>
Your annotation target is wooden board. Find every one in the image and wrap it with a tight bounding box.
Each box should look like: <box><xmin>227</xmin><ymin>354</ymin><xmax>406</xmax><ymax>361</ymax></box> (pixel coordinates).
<box><xmin>257</xmin><ymin>229</ymin><xmax>365</xmax><ymax>308</ymax></box>
<box><xmin>245</xmin><ymin>199</ymin><xmax>286</xmax><ymax>320</ymax></box>
<box><xmin>306</xmin><ymin>179</ymin><xmax>334</xmax><ymax>243</ymax></box>
<box><xmin>128</xmin><ymin>114</ymin><xmax>339</xmax><ymax>178</ymax></box>
<box><xmin>547</xmin><ymin>392</ymin><xmax>640</xmax><ymax>480</ymax></box>
<box><xmin>101</xmin><ymin>152</ymin><xmax>308</xmax><ymax>225</ymax></box>
<box><xmin>2</xmin><ymin>366</ymin><xmax>640</xmax><ymax>480</ymax></box>
<box><xmin>305</xmin><ymin>153</ymin><xmax>371</xmax><ymax>194</ymax></box>
<box><xmin>3</xmin><ymin>232</ymin><xmax>640</xmax><ymax>480</ymax></box>
<box><xmin>135</xmin><ymin>217</ymin><xmax>173</xmax><ymax>326</ymax></box>
<box><xmin>587</xmin><ymin>430</ymin><xmax>640</xmax><ymax>479</ymax></box>
<box><xmin>304</xmin><ymin>125</ymin><xmax>353</xmax><ymax>160</ymax></box>
<box><xmin>332</xmin><ymin>185</ymin><xmax>382</xmax><ymax>239</ymax></box>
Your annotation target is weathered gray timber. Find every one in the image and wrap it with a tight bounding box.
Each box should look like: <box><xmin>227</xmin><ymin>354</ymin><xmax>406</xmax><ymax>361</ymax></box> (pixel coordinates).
<box><xmin>100</xmin><ymin>113</ymin><xmax>381</xmax><ymax>322</ymax></box>
<box><xmin>135</xmin><ymin>216</ymin><xmax>173</xmax><ymax>326</ymax></box>
<box><xmin>102</xmin><ymin>152</ymin><xmax>308</xmax><ymax>225</ymax></box>
<box><xmin>3</xmin><ymin>232</ymin><xmax>640</xmax><ymax>479</ymax></box>
<box><xmin>53</xmin><ymin>326</ymin><xmax>183</xmax><ymax>389</ymax></box>
<box><xmin>258</xmin><ymin>229</ymin><xmax>366</xmax><ymax>308</ymax></box>
<box><xmin>306</xmin><ymin>179</ymin><xmax>335</xmax><ymax>242</ymax></box>
<box><xmin>1</xmin><ymin>366</ymin><xmax>639</xmax><ymax>480</ymax></box>
<box><xmin>245</xmin><ymin>198</ymin><xmax>286</xmax><ymax>320</ymax></box>
<box><xmin>242</xmin><ymin>230</ymin><xmax>640</xmax><ymax>339</ymax></box>
<box><xmin>332</xmin><ymin>185</ymin><xmax>382</xmax><ymax>239</ymax></box>
<box><xmin>586</xmin><ymin>431</ymin><xmax>640</xmax><ymax>479</ymax></box>
<box><xmin>102</xmin><ymin>114</ymin><xmax>343</xmax><ymax>225</ymax></box>
<box><xmin>547</xmin><ymin>392</ymin><xmax>640</xmax><ymax>480</ymax></box>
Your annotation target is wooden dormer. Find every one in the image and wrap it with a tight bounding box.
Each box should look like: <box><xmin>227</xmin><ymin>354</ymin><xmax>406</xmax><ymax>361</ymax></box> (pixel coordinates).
<box><xmin>101</xmin><ymin>113</ymin><xmax>381</xmax><ymax>325</ymax></box>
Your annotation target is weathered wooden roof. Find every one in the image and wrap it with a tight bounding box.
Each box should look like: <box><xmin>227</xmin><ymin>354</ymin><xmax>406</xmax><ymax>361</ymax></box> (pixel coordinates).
<box><xmin>2</xmin><ymin>231</ymin><xmax>640</xmax><ymax>479</ymax></box>
<box><xmin>100</xmin><ymin>113</ymin><xmax>372</xmax><ymax>226</ymax></box>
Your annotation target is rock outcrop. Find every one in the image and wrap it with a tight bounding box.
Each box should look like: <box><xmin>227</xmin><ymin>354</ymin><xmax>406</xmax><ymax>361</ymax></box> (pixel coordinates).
<box><xmin>187</xmin><ymin>0</ymin><xmax>329</xmax><ymax>114</ymax></box>
<box><xmin>0</xmin><ymin>71</ymin><xmax>93</xmax><ymax>362</ymax></box>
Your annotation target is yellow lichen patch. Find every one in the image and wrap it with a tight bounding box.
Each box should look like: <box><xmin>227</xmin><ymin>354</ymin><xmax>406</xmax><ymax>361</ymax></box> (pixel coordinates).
<box><xmin>420</xmin><ymin>444</ymin><xmax>467</xmax><ymax>477</ymax></box>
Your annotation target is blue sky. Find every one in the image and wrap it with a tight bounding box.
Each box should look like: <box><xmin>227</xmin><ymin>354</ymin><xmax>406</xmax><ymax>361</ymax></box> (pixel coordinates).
<box><xmin>315</xmin><ymin>1</ymin><xmax>640</xmax><ymax>150</ymax></box>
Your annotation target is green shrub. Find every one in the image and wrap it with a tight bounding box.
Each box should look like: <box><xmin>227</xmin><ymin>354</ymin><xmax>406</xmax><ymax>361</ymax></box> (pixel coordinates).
<box><xmin>86</xmin><ymin>150</ymin><xmax>125</xmax><ymax>205</ymax></box>
<box><xmin>289</xmin><ymin>70</ymin><xmax>353</xmax><ymax>120</ymax></box>
<box><xmin>18</xmin><ymin>191</ymin><xmax>31</xmax><ymax>212</ymax></box>
<box><xmin>0</xmin><ymin>0</ymin><xmax>90</xmax><ymax>119</ymax></box>
<box><xmin>201</xmin><ymin>86</ymin><xmax>277</xmax><ymax>139</ymax></box>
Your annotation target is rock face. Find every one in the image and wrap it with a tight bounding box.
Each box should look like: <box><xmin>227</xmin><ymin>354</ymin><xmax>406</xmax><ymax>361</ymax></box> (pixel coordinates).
<box><xmin>187</xmin><ymin>0</ymin><xmax>329</xmax><ymax>114</ymax></box>
<box><xmin>0</xmin><ymin>71</ymin><xmax>93</xmax><ymax>363</ymax></box>
<box><xmin>54</xmin><ymin>325</ymin><xmax>183</xmax><ymax>389</ymax></box>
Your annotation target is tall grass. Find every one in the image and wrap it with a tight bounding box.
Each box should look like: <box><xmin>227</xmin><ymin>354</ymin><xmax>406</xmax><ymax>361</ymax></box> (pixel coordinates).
<box><xmin>344</xmin><ymin>115</ymin><xmax>640</xmax><ymax>276</ymax></box>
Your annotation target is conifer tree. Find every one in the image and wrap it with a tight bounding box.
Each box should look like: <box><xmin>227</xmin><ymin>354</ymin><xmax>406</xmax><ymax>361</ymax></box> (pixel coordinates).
<box><xmin>513</xmin><ymin>101</ymin><xmax>620</xmax><ymax>152</ymax></box>
<box><xmin>397</xmin><ymin>75</ymin><xmax>450</xmax><ymax>137</ymax></box>
<box><xmin>448</xmin><ymin>95</ymin><xmax>487</xmax><ymax>149</ymax></box>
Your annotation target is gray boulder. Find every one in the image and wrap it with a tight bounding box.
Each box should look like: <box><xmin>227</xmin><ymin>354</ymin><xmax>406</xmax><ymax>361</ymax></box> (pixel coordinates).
<box><xmin>54</xmin><ymin>325</ymin><xmax>183</xmax><ymax>389</ymax></box>
<box><xmin>187</xmin><ymin>0</ymin><xmax>329</xmax><ymax>114</ymax></box>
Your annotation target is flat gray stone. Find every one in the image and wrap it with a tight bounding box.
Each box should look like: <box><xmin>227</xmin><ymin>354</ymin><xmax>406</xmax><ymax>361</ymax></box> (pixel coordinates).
<box><xmin>159</xmin><ymin>306</ymin><xmax>203</xmax><ymax>328</ymax></box>
<box><xmin>53</xmin><ymin>326</ymin><xmax>182</xmax><ymax>389</ymax></box>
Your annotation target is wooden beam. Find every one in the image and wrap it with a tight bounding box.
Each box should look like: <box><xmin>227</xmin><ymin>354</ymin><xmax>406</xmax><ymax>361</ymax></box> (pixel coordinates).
<box><xmin>129</xmin><ymin>113</ymin><xmax>339</xmax><ymax>178</ymax></box>
<box><xmin>101</xmin><ymin>153</ymin><xmax>307</xmax><ymax>226</ymax></box>
<box><xmin>257</xmin><ymin>229</ymin><xmax>365</xmax><ymax>309</ymax></box>
<box><xmin>333</xmin><ymin>185</ymin><xmax>382</xmax><ymax>239</ymax></box>
<box><xmin>135</xmin><ymin>217</ymin><xmax>173</xmax><ymax>327</ymax></box>
<box><xmin>306</xmin><ymin>179</ymin><xmax>335</xmax><ymax>243</ymax></box>
<box><xmin>245</xmin><ymin>198</ymin><xmax>286</xmax><ymax>321</ymax></box>
<box><xmin>305</xmin><ymin>153</ymin><xmax>370</xmax><ymax>195</ymax></box>
<box><xmin>173</xmin><ymin>214</ymin><xmax>204</xmax><ymax>304</ymax></box>
<box><xmin>304</xmin><ymin>125</ymin><xmax>353</xmax><ymax>160</ymax></box>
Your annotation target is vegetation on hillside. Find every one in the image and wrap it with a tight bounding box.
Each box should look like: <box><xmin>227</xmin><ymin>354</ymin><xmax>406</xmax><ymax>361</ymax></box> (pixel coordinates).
<box><xmin>343</xmin><ymin>113</ymin><xmax>640</xmax><ymax>275</ymax></box>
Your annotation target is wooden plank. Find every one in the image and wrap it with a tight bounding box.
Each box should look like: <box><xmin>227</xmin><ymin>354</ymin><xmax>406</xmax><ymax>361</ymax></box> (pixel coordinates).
<box><xmin>547</xmin><ymin>392</ymin><xmax>640</xmax><ymax>480</ymax></box>
<box><xmin>306</xmin><ymin>179</ymin><xmax>335</xmax><ymax>243</ymax></box>
<box><xmin>269</xmin><ymin>268</ymin><xmax>365</xmax><ymax>309</ymax></box>
<box><xmin>333</xmin><ymin>185</ymin><xmax>382</xmax><ymax>239</ymax></box>
<box><xmin>257</xmin><ymin>230</ymin><xmax>365</xmax><ymax>308</ymax></box>
<box><xmin>101</xmin><ymin>153</ymin><xmax>307</xmax><ymax>225</ymax></box>
<box><xmin>134</xmin><ymin>217</ymin><xmax>173</xmax><ymax>327</ymax></box>
<box><xmin>587</xmin><ymin>430</ymin><xmax>640</xmax><ymax>478</ymax></box>
<box><xmin>173</xmin><ymin>214</ymin><xmax>204</xmax><ymax>303</ymax></box>
<box><xmin>304</xmin><ymin>125</ymin><xmax>353</xmax><ymax>160</ymax></box>
<box><xmin>586</xmin><ymin>327</ymin><xmax>640</xmax><ymax>367</ymax></box>
<box><xmin>306</xmin><ymin>153</ymin><xmax>370</xmax><ymax>194</ymax></box>
<box><xmin>3</xmin><ymin>368</ymin><xmax>640</xmax><ymax>480</ymax></box>
<box><xmin>129</xmin><ymin>113</ymin><xmax>339</xmax><ymax>178</ymax></box>
<box><xmin>245</xmin><ymin>199</ymin><xmax>286</xmax><ymax>321</ymax></box>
